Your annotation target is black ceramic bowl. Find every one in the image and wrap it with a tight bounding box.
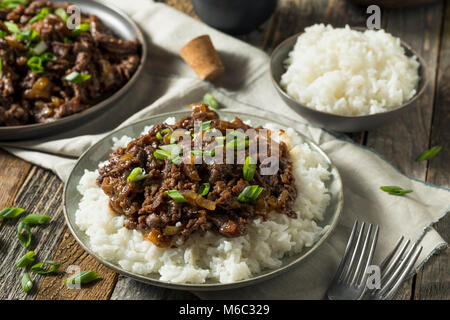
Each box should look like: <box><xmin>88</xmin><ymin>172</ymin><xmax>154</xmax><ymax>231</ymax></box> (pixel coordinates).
<box><xmin>192</xmin><ymin>0</ymin><xmax>277</xmax><ymax>35</ymax></box>
<box><xmin>270</xmin><ymin>29</ymin><xmax>428</xmax><ymax>132</ymax></box>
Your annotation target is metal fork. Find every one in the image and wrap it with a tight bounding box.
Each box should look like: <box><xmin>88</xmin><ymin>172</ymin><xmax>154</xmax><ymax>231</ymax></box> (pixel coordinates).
<box><xmin>326</xmin><ymin>221</ymin><xmax>379</xmax><ymax>300</ymax></box>
<box><xmin>363</xmin><ymin>236</ymin><xmax>423</xmax><ymax>300</ymax></box>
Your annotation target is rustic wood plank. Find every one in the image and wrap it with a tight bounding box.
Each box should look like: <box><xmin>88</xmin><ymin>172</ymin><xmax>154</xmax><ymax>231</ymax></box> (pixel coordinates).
<box><xmin>363</xmin><ymin>1</ymin><xmax>445</xmax><ymax>300</ymax></box>
<box><xmin>414</xmin><ymin>0</ymin><xmax>450</xmax><ymax>300</ymax></box>
<box><xmin>0</xmin><ymin>150</ymin><xmax>32</xmax><ymax>213</ymax></box>
<box><xmin>35</xmin><ymin>229</ymin><xmax>119</xmax><ymax>300</ymax></box>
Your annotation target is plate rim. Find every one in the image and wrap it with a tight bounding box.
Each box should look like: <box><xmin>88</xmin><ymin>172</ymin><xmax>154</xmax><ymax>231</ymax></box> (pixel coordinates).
<box><xmin>63</xmin><ymin>110</ymin><xmax>344</xmax><ymax>291</ymax></box>
<box><xmin>0</xmin><ymin>0</ymin><xmax>148</xmax><ymax>140</ymax></box>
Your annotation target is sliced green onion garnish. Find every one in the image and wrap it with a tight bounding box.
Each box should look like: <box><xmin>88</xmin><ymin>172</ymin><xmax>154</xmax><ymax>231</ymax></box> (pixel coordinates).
<box><xmin>40</xmin><ymin>52</ymin><xmax>56</xmax><ymax>62</ymax></box>
<box><xmin>156</xmin><ymin>128</ymin><xmax>171</xmax><ymax>140</ymax></box>
<box><xmin>153</xmin><ymin>149</ymin><xmax>171</xmax><ymax>160</ymax></box>
<box><xmin>17</xmin><ymin>221</ymin><xmax>31</xmax><ymax>248</ymax></box>
<box><xmin>159</xmin><ymin>144</ymin><xmax>182</xmax><ymax>156</ymax></box>
<box><xmin>71</xmin><ymin>23</ymin><xmax>90</xmax><ymax>36</ymax></box>
<box><xmin>0</xmin><ymin>207</ymin><xmax>25</xmax><ymax>219</ymax></box>
<box><xmin>27</xmin><ymin>56</ymin><xmax>44</xmax><ymax>74</ymax></box>
<box><xmin>165</xmin><ymin>190</ymin><xmax>187</xmax><ymax>202</ymax></box>
<box><xmin>32</xmin><ymin>40</ymin><xmax>48</xmax><ymax>55</ymax></box>
<box><xmin>0</xmin><ymin>30</ymin><xmax>7</xmax><ymax>38</ymax></box>
<box><xmin>0</xmin><ymin>0</ymin><xmax>28</xmax><ymax>10</ymax></box>
<box><xmin>30</xmin><ymin>260</ymin><xmax>61</xmax><ymax>275</ymax></box>
<box><xmin>4</xmin><ymin>21</ymin><xmax>20</xmax><ymax>34</ymax></box>
<box><xmin>54</xmin><ymin>8</ymin><xmax>69</xmax><ymax>21</ymax></box>
<box><xmin>16</xmin><ymin>251</ymin><xmax>36</xmax><ymax>268</ymax></box>
<box><xmin>380</xmin><ymin>186</ymin><xmax>413</xmax><ymax>196</ymax></box>
<box><xmin>16</xmin><ymin>29</ymin><xmax>39</xmax><ymax>43</ymax></box>
<box><xmin>64</xmin><ymin>71</ymin><xmax>91</xmax><ymax>84</ymax></box>
<box><xmin>21</xmin><ymin>273</ymin><xmax>33</xmax><ymax>293</ymax></box>
<box><xmin>203</xmin><ymin>93</ymin><xmax>219</xmax><ymax>110</ymax></box>
<box><xmin>64</xmin><ymin>270</ymin><xmax>101</xmax><ymax>285</ymax></box>
<box><xmin>28</xmin><ymin>7</ymin><xmax>49</xmax><ymax>24</ymax></box>
<box><xmin>243</xmin><ymin>156</ymin><xmax>256</xmax><ymax>181</ymax></box>
<box><xmin>171</xmin><ymin>156</ymin><xmax>182</xmax><ymax>165</ymax></box>
<box><xmin>416</xmin><ymin>145</ymin><xmax>442</xmax><ymax>162</ymax></box>
<box><xmin>23</xmin><ymin>214</ymin><xmax>50</xmax><ymax>226</ymax></box>
<box><xmin>237</xmin><ymin>185</ymin><xmax>264</xmax><ymax>203</ymax></box>
<box><xmin>225</xmin><ymin>137</ymin><xmax>249</xmax><ymax>150</ymax></box>
<box><xmin>127</xmin><ymin>167</ymin><xmax>148</xmax><ymax>182</ymax></box>
<box><xmin>198</xmin><ymin>183</ymin><xmax>210</xmax><ymax>197</ymax></box>
<box><xmin>201</xmin><ymin>121</ymin><xmax>212</xmax><ymax>131</ymax></box>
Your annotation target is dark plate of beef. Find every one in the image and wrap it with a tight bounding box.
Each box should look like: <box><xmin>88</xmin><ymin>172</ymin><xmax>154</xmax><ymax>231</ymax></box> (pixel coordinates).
<box><xmin>63</xmin><ymin>106</ymin><xmax>343</xmax><ymax>290</ymax></box>
<box><xmin>0</xmin><ymin>0</ymin><xmax>146</xmax><ymax>140</ymax></box>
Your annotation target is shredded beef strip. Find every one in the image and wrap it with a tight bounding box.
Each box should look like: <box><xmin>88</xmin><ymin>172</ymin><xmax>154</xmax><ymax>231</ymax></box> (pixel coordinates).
<box><xmin>97</xmin><ymin>104</ymin><xmax>298</xmax><ymax>248</ymax></box>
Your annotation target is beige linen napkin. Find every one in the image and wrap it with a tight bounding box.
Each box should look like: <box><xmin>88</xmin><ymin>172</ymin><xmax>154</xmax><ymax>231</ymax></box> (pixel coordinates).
<box><xmin>1</xmin><ymin>0</ymin><xmax>448</xmax><ymax>299</ymax></box>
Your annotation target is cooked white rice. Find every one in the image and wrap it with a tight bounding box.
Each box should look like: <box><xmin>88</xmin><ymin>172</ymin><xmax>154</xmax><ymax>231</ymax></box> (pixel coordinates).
<box><xmin>280</xmin><ymin>24</ymin><xmax>420</xmax><ymax>116</ymax></box>
<box><xmin>75</xmin><ymin>119</ymin><xmax>331</xmax><ymax>284</ymax></box>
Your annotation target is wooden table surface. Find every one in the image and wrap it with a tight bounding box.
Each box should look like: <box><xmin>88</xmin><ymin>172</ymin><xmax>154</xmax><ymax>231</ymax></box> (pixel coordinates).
<box><xmin>0</xmin><ymin>0</ymin><xmax>448</xmax><ymax>300</ymax></box>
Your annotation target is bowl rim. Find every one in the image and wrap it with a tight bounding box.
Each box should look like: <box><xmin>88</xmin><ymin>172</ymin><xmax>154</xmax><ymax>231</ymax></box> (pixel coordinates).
<box><xmin>63</xmin><ymin>109</ymin><xmax>344</xmax><ymax>291</ymax></box>
<box><xmin>0</xmin><ymin>0</ymin><xmax>148</xmax><ymax>134</ymax></box>
<box><xmin>269</xmin><ymin>26</ymin><xmax>429</xmax><ymax>120</ymax></box>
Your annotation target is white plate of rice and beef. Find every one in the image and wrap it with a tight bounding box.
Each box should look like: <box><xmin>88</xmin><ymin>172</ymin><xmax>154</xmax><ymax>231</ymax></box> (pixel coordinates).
<box><xmin>64</xmin><ymin>103</ymin><xmax>343</xmax><ymax>290</ymax></box>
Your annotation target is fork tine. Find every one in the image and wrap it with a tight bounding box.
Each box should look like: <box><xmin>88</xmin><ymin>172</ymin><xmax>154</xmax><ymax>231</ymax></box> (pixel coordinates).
<box><xmin>343</xmin><ymin>222</ymin><xmax>366</xmax><ymax>283</ymax></box>
<box><xmin>378</xmin><ymin>241</ymin><xmax>419</xmax><ymax>297</ymax></box>
<box><xmin>381</xmin><ymin>246</ymin><xmax>422</xmax><ymax>300</ymax></box>
<box><xmin>333</xmin><ymin>221</ymin><xmax>358</xmax><ymax>282</ymax></box>
<box><xmin>380</xmin><ymin>238</ymin><xmax>411</xmax><ymax>283</ymax></box>
<box><xmin>379</xmin><ymin>236</ymin><xmax>404</xmax><ymax>271</ymax></box>
<box><xmin>355</xmin><ymin>225</ymin><xmax>379</xmax><ymax>287</ymax></box>
<box><xmin>350</xmin><ymin>224</ymin><xmax>377</xmax><ymax>285</ymax></box>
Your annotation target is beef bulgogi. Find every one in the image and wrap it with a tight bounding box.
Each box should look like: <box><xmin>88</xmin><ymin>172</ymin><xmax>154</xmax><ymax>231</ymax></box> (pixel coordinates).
<box><xmin>97</xmin><ymin>104</ymin><xmax>298</xmax><ymax>248</ymax></box>
<box><xmin>0</xmin><ymin>0</ymin><xmax>141</xmax><ymax>126</ymax></box>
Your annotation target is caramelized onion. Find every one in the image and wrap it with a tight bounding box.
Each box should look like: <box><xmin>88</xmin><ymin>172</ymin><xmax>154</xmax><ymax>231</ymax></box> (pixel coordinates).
<box><xmin>195</xmin><ymin>196</ymin><xmax>216</xmax><ymax>211</ymax></box>
<box><xmin>144</xmin><ymin>229</ymin><xmax>170</xmax><ymax>247</ymax></box>
<box><xmin>164</xmin><ymin>225</ymin><xmax>182</xmax><ymax>236</ymax></box>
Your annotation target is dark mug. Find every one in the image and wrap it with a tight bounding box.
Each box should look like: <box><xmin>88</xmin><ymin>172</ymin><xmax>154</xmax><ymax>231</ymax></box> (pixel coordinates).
<box><xmin>191</xmin><ymin>0</ymin><xmax>277</xmax><ymax>35</ymax></box>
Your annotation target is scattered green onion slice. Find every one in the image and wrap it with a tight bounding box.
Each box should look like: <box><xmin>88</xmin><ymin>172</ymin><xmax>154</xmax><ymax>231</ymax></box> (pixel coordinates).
<box><xmin>4</xmin><ymin>21</ymin><xmax>20</xmax><ymax>34</ymax></box>
<box><xmin>64</xmin><ymin>270</ymin><xmax>101</xmax><ymax>285</ymax></box>
<box><xmin>156</xmin><ymin>128</ymin><xmax>171</xmax><ymax>140</ymax></box>
<box><xmin>416</xmin><ymin>145</ymin><xmax>442</xmax><ymax>162</ymax></box>
<box><xmin>0</xmin><ymin>0</ymin><xmax>29</xmax><ymax>10</ymax></box>
<box><xmin>159</xmin><ymin>144</ymin><xmax>182</xmax><ymax>156</ymax></box>
<box><xmin>198</xmin><ymin>183</ymin><xmax>210</xmax><ymax>197</ymax></box>
<box><xmin>71</xmin><ymin>23</ymin><xmax>90</xmax><ymax>36</ymax></box>
<box><xmin>0</xmin><ymin>207</ymin><xmax>25</xmax><ymax>219</ymax></box>
<box><xmin>63</xmin><ymin>37</ymin><xmax>72</xmax><ymax>44</ymax></box>
<box><xmin>32</xmin><ymin>40</ymin><xmax>48</xmax><ymax>55</ymax></box>
<box><xmin>127</xmin><ymin>167</ymin><xmax>148</xmax><ymax>182</ymax></box>
<box><xmin>23</xmin><ymin>214</ymin><xmax>50</xmax><ymax>226</ymax></box>
<box><xmin>165</xmin><ymin>190</ymin><xmax>187</xmax><ymax>202</ymax></box>
<box><xmin>21</xmin><ymin>273</ymin><xmax>33</xmax><ymax>293</ymax></box>
<box><xmin>54</xmin><ymin>8</ymin><xmax>68</xmax><ymax>21</ymax></box>
<box><xmin>30</xmin><ymin>260</ymin><xmax>61</xmax><ymax>275</ymax></box>
<box><xmin>64</xmin><ymin>71</ymin><xmax>91</xmax><ymax>84</ymax></box>
<box><xmin>0</xmin><ymin>30</ymin><xmax>7</xmax><ymax>38</ymax></box>
<box><xmin>203</xmin><ymin>93</ymin><xmax>219</xmax><ymax>110</ymax></box>
<box><xmin>16</xmin><ymin>251</ymin><xmax>36</xmax><ymax>268</ymax></box>
<box><xmin>243</xmin><ymin>156</ymin><xmax>256</xmax><ymax>181</ymax></box>
<box><xmin>380</xmin><ymin>186</ymin><xmax>413</xmax><ymax>196</ymax></box>
<box><xmin>237</xmin><ymin>185</ymin><xmax>264</xmax><ymax>203</ymax></box>
<box><xmin>29</xmin><ymin>7</ymin><xmax>49</xmax><ymax>24</ymax></box>
<box><xmin>27</xmin><ymin>56</ymin><xmax>44</xmax><ymax>74</ymax></box>
<box><xmin>17</xmin><ymin>221</ymin><xmax>32</xmax><ymax>248</ymax></box>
